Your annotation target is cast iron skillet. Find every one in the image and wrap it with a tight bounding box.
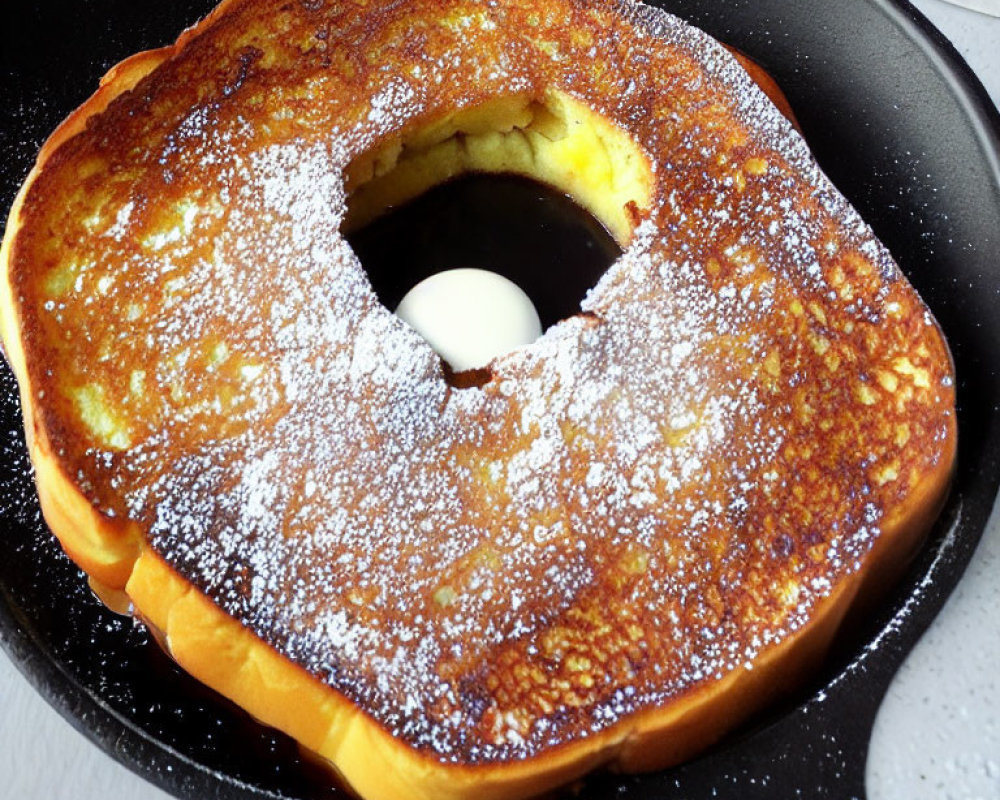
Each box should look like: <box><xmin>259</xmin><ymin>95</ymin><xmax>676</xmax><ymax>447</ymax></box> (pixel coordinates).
<box><xmin>1</xmin><ymin>1</ymin><xmax>998</xmax><ymax>798</ymax></box>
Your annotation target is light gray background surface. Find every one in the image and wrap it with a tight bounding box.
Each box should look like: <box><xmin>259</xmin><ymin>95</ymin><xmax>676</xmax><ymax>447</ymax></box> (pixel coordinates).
<box><xmin>1</xmin><ymin>1</ymin><xmax>998</xmax><ymax>797</ymax></box>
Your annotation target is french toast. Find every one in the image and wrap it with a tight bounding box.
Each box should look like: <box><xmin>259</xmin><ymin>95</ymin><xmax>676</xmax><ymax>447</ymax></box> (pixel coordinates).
<box><xmin>0</xmin><ymin>1</ymin><xmax>956</xmax><ymax>799</ymax></box>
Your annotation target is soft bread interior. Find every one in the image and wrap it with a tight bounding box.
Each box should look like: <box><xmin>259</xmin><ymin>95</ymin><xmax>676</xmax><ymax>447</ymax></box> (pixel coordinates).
<box><xmin>340</xmin><ymin>48</ymin><xmax>796</xmax><ymax>245</ymax></box>
<box><xmin>343</xmin><ymin>89</ymin><xmax>654</xmax><ymax>246</ymax></box>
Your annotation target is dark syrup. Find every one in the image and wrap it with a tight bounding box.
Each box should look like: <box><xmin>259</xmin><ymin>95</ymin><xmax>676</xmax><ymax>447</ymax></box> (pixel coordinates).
<box><xmin>345</xmin><ymin>172</ymin><xmax>622</xmax><ymax>330</ymax></box>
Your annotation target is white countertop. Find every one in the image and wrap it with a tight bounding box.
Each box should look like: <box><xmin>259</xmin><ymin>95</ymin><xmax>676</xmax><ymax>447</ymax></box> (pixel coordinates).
<box><xmin>2</xmin><ymin>1</ymin><xmax>998</xmax><ymax>797</ymax></box>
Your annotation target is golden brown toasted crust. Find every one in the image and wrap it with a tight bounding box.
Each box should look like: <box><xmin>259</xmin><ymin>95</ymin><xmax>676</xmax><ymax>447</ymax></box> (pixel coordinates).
<box><xmin>1</xmin><ymin>1</ymin><xmax>955</xmax><ymax>799</ymax></box>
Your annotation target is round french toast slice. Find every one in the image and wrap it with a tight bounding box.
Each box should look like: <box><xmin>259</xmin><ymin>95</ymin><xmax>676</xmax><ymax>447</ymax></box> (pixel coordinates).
<box><xmin>0</xmin><ymin>0</ymin><xmax>956</xmax><ymax>798</ymax></box>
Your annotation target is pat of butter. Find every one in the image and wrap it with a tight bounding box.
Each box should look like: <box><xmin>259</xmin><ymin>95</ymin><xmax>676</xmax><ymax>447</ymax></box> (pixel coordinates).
<box><xmin>396</xmin><ymin>268</ymin><xmax>542</xmax><ymax>372</ymax></box>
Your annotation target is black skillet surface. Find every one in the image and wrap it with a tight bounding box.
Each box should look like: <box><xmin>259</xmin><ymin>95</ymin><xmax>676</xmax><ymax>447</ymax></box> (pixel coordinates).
<box><xmin>2</xmin><ymin>1</ymin><xmax>999</xmax><ymax>799</ymax></box>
